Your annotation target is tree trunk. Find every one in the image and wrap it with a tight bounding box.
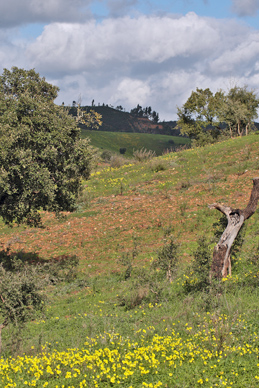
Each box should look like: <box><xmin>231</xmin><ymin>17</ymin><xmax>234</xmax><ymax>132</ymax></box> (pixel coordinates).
<box><xmin>209</xmin><ymin>178</ymin><xmax>259</xmax><ymax>279</ymax></box>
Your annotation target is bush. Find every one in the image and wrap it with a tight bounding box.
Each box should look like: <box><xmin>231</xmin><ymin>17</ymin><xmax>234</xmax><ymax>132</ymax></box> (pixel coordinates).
<box><xmin>150</xmin><ymin>159</ymin><xmax>168</xmax><ymax>172</ymax></box>
<box><xmin>39</xmin><ymin>255</ymin><xmax>79</xmax><ymax>284</ymax></box>
<box><xmin>183</xmin><ymin>237</ymin><xmax>212</xmax><ymax>294</ymax></box>
<box><xmin>0</xmin><ymin>264</ymin><xmax>45</xmax><ymax>352</ymax></box>
<box><xmin>119</xmin><ymin>147</ymin><xmax>127</xmax><ymax>155</ymax></box>
<box><xmin>0</xmin><ymin>250</ymin><xmax>80</xmax><ymax>352</ymax></box>
<box><xmin>101</xmin><ymin>150</ymin><xmax>113</xmax><ymax>161</ymax></box>
<box><xmin>110</xmin><ymin>155</ymin><xmax>128</xmax><ymax>168</ymax></box>
<box><xmin>117</xmin><ymin>267</ymin><xmax>166</xmax><ymax>310</ymax></box>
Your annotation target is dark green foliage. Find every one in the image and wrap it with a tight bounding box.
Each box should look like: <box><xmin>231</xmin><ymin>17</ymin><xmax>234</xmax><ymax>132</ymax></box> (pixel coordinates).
<box><xmin>184</xmin><ymin>237</ymin><xmax>212</xmax><ymax>293</ymax></box>
<box><xmin>100</xmin><ymin>149</ymin><xmax>113</xmax><ymax>161</ymax></box>
<box><xmin>0</xmin><ymin>67</ymin><xmax>93</xmax><ymax>226</ymax></box>
<box><xmin>0</xmin><ymin>264</ymin><xmax>45</xmax><ymax>329</ymax></box>
<box><xmin>119</xmin><ymin>147</ymin><xmax>127</xmax><ymax>155</ymax></box>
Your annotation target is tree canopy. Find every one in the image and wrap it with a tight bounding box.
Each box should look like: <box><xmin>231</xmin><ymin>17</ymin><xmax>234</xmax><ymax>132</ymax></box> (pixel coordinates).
<box><xmin>220</xmin><ymin>86</ymin><xmax>259</xmax><ymax>137</ymax></box>
<box><xmin>130</xmin><ymin>104</ymin><xmax>159</xmax><ymax>123</ymax></box>
<box><xmin>0</xmin><ymin>67</ymin><xmax>94</xmax><ymax>226</ymax></box>
<box><xmin>177</xmin><ymin>86</ymin><xmax>259</xmax><ymax>145</ymax></box>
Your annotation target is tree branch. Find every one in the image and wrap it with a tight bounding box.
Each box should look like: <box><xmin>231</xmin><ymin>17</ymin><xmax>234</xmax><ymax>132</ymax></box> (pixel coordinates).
<box><xmin>209</xmin><ymin>178</ymin><xmax>259</xmax><ymax>279</ymax></box>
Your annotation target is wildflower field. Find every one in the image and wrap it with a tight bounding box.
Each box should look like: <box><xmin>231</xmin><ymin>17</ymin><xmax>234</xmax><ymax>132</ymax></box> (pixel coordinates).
<box><xmin>1</xmin><ymin>310</ymin><xmax>259</xmax><ymax>387</ymax></box>
<box><xmin>1</xmin><ymin>134</ymin><xmax>259</xmax><ymax>387</ymax></box>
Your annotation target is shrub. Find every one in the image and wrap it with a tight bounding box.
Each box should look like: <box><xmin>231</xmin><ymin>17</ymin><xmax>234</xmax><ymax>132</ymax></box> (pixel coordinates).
<box><xmin>119</xmin><ymin>147</ymin><xmax>127</xmax><ymax>155</ymax></box>
<box><xmin>100</xmin><ymin>149</ymin><xmax>113</xmax><ymax>161</ymax></box>
<box><xmin>150</xmin><ymin>159</ymin><xmax>168</xmax><ymax>172</ymax></box>
<box><xmin>110</xmin><ymin>155</ymin><xmax>128</xmax><ymax>168</ymax></box>
<box><xmin>117</xmin><ymin>237</ymin><xmax>138</xmax><ymax>280</ymax></box>
<box><xmin>40</xmin><ymin>255</ymin><xmax>79</xmax><ymax>284</ymax></box>
<box><xmin>183</xmin><ymin>236</ymin><xmax>212</xmax><ymax>294</ymax></box>
<box><xmin>152</xmin><ymin>236</ymin><xmax>179</xmax><ymax>282</ymax></box>
<box><xmin>117</xmin><ymin>267</ymin><xmax>166</xmax><ymax>309</ymax></box>
<box><xmin>133</xmin><ymin>148</ymin><xmax>156</xmax><ymax>162</ymax></box>
<box><xmin>0</xmin><ymin>264</ymin><xmax>45</xmax><ymax>352</ymax></box>
<box><xmin>176</xmin><ymin>180</ymin><xmax>191</xmax><ymax>191</ymax></box>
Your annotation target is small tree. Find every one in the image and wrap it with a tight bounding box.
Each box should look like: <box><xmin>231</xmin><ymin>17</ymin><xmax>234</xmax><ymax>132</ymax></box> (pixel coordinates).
<box><xmin>178</xmin><ymin>86</ymin><xmax>259</xmax><ymax>144</ymax></box>
<box><xmin>152</xmin><ymin>236</ymin><xmax>179</xmax><ymax>283</ymax></box>
<box><xmin>220</xmin><ymin>86</ymin><xmax>259</xmax><ymax>137</ymax></box>
<box><xmin>177</xmin><ymin>88</ymin><xmax>224</xmax><ymax>146</ymax></box>
<box><xmin>0</xmin><ymin>67</ymin><xmax>95</xmax><ymax>226</ymax></box>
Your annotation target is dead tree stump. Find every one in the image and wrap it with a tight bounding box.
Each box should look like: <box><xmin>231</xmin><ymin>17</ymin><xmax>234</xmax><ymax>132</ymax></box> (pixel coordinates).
<box><xmin>209</xmin><ymin>178</ymin><xmax>259</xmax><ymax>279</ymax></box>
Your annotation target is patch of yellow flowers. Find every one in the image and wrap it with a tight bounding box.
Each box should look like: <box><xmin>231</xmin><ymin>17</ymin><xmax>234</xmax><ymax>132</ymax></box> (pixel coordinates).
<box><xmin>0</xmin><ymin>314</ymin><xmax>259</xmax><ymax>387</ymax></box>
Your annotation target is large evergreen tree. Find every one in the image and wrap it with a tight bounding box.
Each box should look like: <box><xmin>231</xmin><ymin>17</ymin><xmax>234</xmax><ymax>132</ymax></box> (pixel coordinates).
<box><xmin>0</xmin><ymin>67</ymin><xmax>94</xmax><ymax>226</ymax></box>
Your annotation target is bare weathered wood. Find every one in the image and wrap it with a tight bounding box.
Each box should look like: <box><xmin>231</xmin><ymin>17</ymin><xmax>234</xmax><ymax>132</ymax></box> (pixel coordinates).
<box><xmin>209</xmin><ymin>178</ymin><xmax>259</xmax><ymax>279</ymax></box>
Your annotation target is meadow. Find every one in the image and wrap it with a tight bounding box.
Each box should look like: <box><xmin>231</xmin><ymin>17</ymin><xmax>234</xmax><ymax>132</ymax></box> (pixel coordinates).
<box><xmin>0</xmin><ymin>134</ymin><xmax>259</xmax><ymax>387</ymax></box>
<box><xmin>80</xmin><ymin>129</ymin><xmax>190</xmax><ymax>156</ymax></box>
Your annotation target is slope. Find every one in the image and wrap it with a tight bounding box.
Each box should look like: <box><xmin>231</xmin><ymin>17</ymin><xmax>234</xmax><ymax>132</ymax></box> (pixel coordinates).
<box><xmin>1</xmin><ymin>134</ymin><xmax>259</xmax><ymax>387</ymax></box>
<box><xmin>81</xmin><ymin>129</ymin><xmax>190</xmax><ymax>156</ymax></box>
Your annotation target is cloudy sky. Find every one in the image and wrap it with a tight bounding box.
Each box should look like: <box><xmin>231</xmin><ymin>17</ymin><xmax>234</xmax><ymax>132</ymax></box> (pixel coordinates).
<box><xmin>1</xmin><ymin>0</ymin><xmax>259</xmax><ymax>120</ymax></box>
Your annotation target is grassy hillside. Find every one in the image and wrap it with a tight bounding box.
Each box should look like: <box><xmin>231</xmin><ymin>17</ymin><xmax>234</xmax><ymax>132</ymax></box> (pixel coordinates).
<box><xmin>1</xmin><ymin>134</ymin><xmax>259</xmax><ymax>387</ymax></box>
<box><xmin>81</xmin><ymin>129</ymin><xmax>190</xmax><ymax>156</ymax></box>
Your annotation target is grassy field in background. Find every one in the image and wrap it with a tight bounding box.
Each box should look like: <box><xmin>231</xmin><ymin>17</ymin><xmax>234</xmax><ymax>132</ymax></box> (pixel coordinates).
<box><xmin>81</xmin><ymin>129</ymin><xmax>190</xmax><ymax>156</ymax></box>
<box><xmin>1</xmin><ymin>134</ymin><xmax>259</xmax><ymax>387</ymax></box>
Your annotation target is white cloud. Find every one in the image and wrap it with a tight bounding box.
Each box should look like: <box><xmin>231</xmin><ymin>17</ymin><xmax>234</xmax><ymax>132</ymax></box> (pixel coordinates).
<box><xmin>1</xmin><ymin>12</ymin><xmax>259</xmax><ymax>120</ymax></box>
<box><xmin>112</xmin><ymin>78</ymin><xmax>151</xmax><ymax>107</ymax></box>
<box><xmin>231</xmin><ymin>0</ymin><xmax>259</xmax><ymax>16</ymax></box>
<box><xmin>209</xmin><ymin>32</ymin><xmax>259</xmax><ymax>76</ymax></box>
<box><xmin>27</xmin><ymin>13</ymin><xmax>222</xmax><ymax>74</ymax></box>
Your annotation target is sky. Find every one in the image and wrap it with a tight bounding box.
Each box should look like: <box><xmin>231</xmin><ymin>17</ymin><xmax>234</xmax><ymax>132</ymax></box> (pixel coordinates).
<box><xmin>1</xmin><ymin>0</ymin><xmax>259</xmax><ymax>120</ymax></box>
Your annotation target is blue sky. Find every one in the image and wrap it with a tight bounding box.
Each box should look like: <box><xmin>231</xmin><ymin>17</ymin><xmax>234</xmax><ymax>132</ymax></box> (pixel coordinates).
<box><xmin>1</xmin><ymin>0</ymin><xmax>259</xmax><ymax>120</ymax></box>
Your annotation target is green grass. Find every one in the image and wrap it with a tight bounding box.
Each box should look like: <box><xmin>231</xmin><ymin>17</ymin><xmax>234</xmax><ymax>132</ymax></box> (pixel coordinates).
<box><xmin>1</xmin><ymin>134</ymin><xmax>259</xmax><ymax>387</ymax></box>
<box><xmin>81</xmin><ymin>129</ymin><xmax>190</xmax><ymax>156</ymax></box>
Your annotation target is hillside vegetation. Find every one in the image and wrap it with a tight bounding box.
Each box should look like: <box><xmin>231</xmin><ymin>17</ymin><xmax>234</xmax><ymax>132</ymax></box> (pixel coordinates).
<box><xmin>81</xmin><ymin>129</ymin><xmax>190</xmax><ymax>156</ymax></box>
<box><xmin>1</xmin><ymin>134</ymin><xmax>259</xmax><ymax>387</ymax></box>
